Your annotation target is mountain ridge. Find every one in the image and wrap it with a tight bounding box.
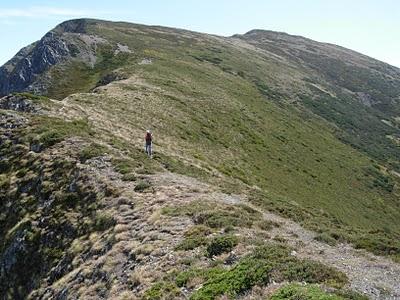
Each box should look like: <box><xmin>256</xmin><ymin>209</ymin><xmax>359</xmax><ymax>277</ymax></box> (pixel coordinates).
<box><xmin>2</xmin><ymin>18</ymin><xmax>400</xmax><ymax>98</ymax></box>
<box><xmin>0</xmin><ymin>18</ymin><xmax>399</xmax><ymax>299</ymax></box>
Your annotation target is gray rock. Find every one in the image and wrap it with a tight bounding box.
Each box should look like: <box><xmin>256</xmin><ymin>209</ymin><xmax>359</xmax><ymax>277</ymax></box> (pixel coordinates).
<box><xmin>0</xmin><ymin>19</ymin><xmax>94</xmax><ymax>97</ymax></box>
<box><xmin>0</xmin><ymin>32</ymin><xmax>71</xmax><ymax>96</ymax></box>
<box><xmin>30</xmin><ymin>142</ymin><xmax>43</xmax><ymax>153</ymax></box>
<box><xmin>0</xmin><ymin>94</ymin><xmax>40</xmax><ymax>112</ymax></box>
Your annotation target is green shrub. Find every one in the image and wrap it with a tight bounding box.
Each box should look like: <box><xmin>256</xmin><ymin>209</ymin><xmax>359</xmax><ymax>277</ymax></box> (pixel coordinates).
<box><xmin>191</xmin><ymin>203</ymin><xmax>261</xmax><ymax>229</ymax></box>
<box><xmin>143</xmin><ymin>281</ymin><xmax>180</xmax><ymax>300</ymax></box>
<box><xmin>13</xmin><ymin>92</ymin><xmax>49</xmax><ymax>102</ymax></box>
<box><xmin>270</xmin><ymin>283</ymin><xmax>369</xmax><ymax>300</ymax></box>
<box><xmin>175</xmin><ymin>225</ymin><xmax>211</xmax><ymax>251</ymax></box>
<box><xmin>256</xmin><ymin>219</ymin><xmax>280</xmax><ymax>231</ymax></box>
<box><xmin>121</xmin><ymin>173</ymin><xmax>137</xmax><ymax>181</ymax></box>
<box><xmin>37</xmin><ymin>130</ymin><xmax>65</xmax><ymax>148</ymax></box>
<box><xmin>281</xmin><ymin>260</ymin><xmax>347</xmax><ymax>288</ymax></box>
<box><xmin>270</xmin><ymin>284</ymin><xmax>343</xmax><ymax>300</ymax></box>
<box><xmin>93</xmin><ymin>213</ymin><xmax>116</xmax><ymax>231</ymax></box>
<box><xmin>134</xmin><ymin>180</ymin><xmax>151</xmax><ymax>192</ymax></box>
<box><xmin>315</xmin><ymin>232</ymin><xmax>338</xmax><ymax>246</ymax></box>
<box><xmin>205</xmin><ymin>235</ymin><xmax>238</xmax><ymax>257</ymax></box>
<box><xmin>112</xmin><ymin>158</ymin><xmax>139</xmax><ymax>174</ymax></box>
<box><xmin>175</xmin><ymin>267</ymin><xmax>225</xmax><ymax>288</ymax></box>
<box><xmin>79</xmin><ymin>143</ymin><xmax>107</xmax><ymax>162</ymax></box>
<box><xmin>186</xmin><ymin>244</ymin><xmax>347</xmax><ymax>299</ymax></box>
<box><xmin>27</xmin><ymin>117</ymin><xmax>93</xmax><ymax>149</ymax></box>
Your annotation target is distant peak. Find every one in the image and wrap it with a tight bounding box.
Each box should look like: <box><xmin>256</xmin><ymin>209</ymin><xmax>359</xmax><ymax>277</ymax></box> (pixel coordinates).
<box><xmin>243</xmin><ymin>29</ymin><xmax>291</xmax><ymax>37</ymax></box>
<box><xmin>53</xmin><ymin>18</ymin><xmax>97</xmax><ymax>34</ymax></box>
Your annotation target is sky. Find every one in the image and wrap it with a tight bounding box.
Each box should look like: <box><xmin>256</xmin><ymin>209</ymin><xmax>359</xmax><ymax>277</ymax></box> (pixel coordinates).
<box><xmin>0</xmin><ymin>0</ymin><xmax>399</xmax><ymax>67</ymax></box>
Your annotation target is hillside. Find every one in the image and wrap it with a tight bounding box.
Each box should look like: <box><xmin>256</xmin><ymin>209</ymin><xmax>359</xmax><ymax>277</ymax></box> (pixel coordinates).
<box><xmin>0</xmin><ymin>19</ymin><xmax>400</xmax><ymax>299</ymax></box>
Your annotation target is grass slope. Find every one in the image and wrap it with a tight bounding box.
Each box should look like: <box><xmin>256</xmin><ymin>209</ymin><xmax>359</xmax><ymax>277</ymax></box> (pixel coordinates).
<box><xmin>27</xmin><ymin>19</ymin><xmax>399</xmax><ymax>260</ymax></box>
<box><xmin>2</xmin><ymin>19</ymin><xmax>400</xmax><ymax>261</ymax></box>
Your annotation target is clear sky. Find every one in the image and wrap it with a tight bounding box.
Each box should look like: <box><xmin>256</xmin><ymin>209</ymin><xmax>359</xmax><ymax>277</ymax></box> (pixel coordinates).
<box><xmin>0</xmin><ymin>0</ymin><xmax>399</xmax><ymax>67</ymax></box>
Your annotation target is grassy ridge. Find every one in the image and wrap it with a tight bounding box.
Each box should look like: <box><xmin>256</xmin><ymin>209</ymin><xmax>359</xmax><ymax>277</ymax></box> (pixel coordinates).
<box><xmin>42</xmin><ymin>20</ymin><xmax>400</xmax><ymax>260</ymax></box>
<box><xmin>8</xmin><ymin>20</ymin><xmax>398</xmax><ymax>259</ymax></box>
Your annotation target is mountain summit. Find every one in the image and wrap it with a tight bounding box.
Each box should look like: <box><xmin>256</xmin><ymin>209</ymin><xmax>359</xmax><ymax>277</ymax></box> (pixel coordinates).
<box><xmin>0</xmin><ymin>19</ymin><xmax>399</xmax><ymax>299</ymax></box>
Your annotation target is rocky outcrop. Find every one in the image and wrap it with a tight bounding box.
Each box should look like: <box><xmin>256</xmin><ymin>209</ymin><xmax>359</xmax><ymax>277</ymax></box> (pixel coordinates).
<box><xmin>0</xmin><ymin>19</ymin><xmax>114</xmax><ymax>98</ymax></box>
<box><xmin>0</xmin><ymin>94</ymin><xmax>41</xmax><ymax>113</ymax></box>
<box><xmin>356</xmin><ymin>92</ymin><xmax>380</xmax><ymax>107</ymax></box>
<box><xmin>0</xmin><ymin>19</ymin><xmax>97</xmax><ymax>97</ymax></box>
<box><xmin>0</xmin><ymin>31</ymin><xmax>71</xmax><ymax>96</ymax></box>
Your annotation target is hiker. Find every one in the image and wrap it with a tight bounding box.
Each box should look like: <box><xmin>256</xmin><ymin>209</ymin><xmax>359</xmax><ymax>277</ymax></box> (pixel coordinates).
<box><xmin>145</xmin><ymin>130</ymin><xmax>152</xmax><ymax>157</ymax></box>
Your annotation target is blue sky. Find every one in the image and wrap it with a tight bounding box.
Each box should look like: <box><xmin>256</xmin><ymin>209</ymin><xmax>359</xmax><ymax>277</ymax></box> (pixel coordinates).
<box><xmin>0</xmin><ymin>0</ymin><xmax>399</xmax><ymax>67</ymax></box>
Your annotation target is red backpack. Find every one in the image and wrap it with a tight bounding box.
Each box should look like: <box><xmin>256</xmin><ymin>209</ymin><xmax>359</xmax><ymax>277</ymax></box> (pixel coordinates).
<box><xmin>145</xmin><ymin>132</ymin><xmax>152</xmax><ymax>142</ymax></box>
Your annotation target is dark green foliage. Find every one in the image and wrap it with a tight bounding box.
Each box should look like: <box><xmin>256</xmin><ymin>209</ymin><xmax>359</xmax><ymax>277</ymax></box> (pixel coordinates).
<box><xmin>256</xmin><ymin>219</ymin><xmax>280</xmax><ymax>231</ymax></box>
<box><xmin>93</xmin><ymin>213</ymin><xmax>116</xmax><ymax>231</ymax></box>
<box><xmin>161</xmin><ymin>201</ymin><xmax>261</xmax><ymax>229</ymax></box>
<box><xmin>205</xmin><ymin>235</ymin><xmax>238</xmax><ymax>257</ymax></box>
<box><xmin>143</xmin><ymin>281</ymin><xmax>180</xmax><ymax>300</ymax></box>
<box><xmin>363</xmin><ymin>165</ymin><xmax>395</xmax><ymax>192</ymax></box>
<box><xmin>281</xmin><ymin>260</ymin><xmax>347</xmax><ymax>287</ymax></box>
<box><xmin>37</xmin><ymin>130</ymin><xmax>64</xmax><ymax>148</ymax></box>
<box><xmin>175</xmin><ymin>225</ymin><xmax>211</xmax><ymax>251</ymax></box>
<box><xmin>183</xmin><ymin>244</ymin><xmax>347</xmax><ymax>300</ymax></box>
<box><xmin>270</xmin><ymin>284</ymin><xmax>369</xmax><ymax>300</ymax></box>
<box><xmin>12</xmin><ymin>92</ymin><xmax>50</xmax><ymax>103</ymax></box>
<box><xmin>121</xmin><ymin>173</ymin><xmax>137</xmax><ymax>181</ymax></box>
<box><xmin>315</xmin><ymin>232</ymin><xmax>338</xmax><ymax>246</ymax></box>
<box><xmin>79</xmin><ymin>143</ymin><xmax>107</xmax><ymax>162</ymax></box>
<box><xmin>27</xmin><ymin>116</ymin><xmax>93</xmax><ymax>149</ymax></box>
<box><xmin>134</xmin><ymin>180</ymin><xmax>151</xmax><ymax>192</ymax></box>
<box><xmin>301</xmin><ymin>93</ymin><xmax>400</xmax><ymax>172</ymax></box>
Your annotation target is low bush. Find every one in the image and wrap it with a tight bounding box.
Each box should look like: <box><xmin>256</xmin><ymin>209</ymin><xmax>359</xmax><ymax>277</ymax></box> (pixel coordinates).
<box><xmin>179</xmin><ymin>243</ymin><xmax>347</xmax><ymax>300</ymax></box>
<box><xmin>79</xmin><ymin>143</ymin><xmax>107</xmax><ymax>162</ymax></box>
<box><xmin>205</xmin><ymin>235</ymin><xmax>238</xmax><ymax>257</ymax></box>
<box><xmin>270</xmin><ymin>283</ymin><xmax>369</xmax><ymax>300</ymax></box>
<box><xmin>175</xmin><ymin>225</ymin><xmax>211</xmax><ymax>251</ymax></box>
<box><xmin>143</xmin><ymin>281</ymin><xmax>180</xmax><ymax>300</ymax></box>
<box><xmin>256</xmin><ymin>219</ymin><xmax>280</xmax><ymax>231</ymax></box>
<box><xmin>314</xmin><ymin>232</ymin><xmax>338</xmax><ymax>246</ymax></box>
<box><xmin>93</xmin><ymin>212</ymin><xmax>116</xmax><ymax>231</ymax></box>
<box><xmin>134</xmin><ymin>180</ymin><xmax>151</xmax><ymax>192</ymax></box>
<box><xmin>121</xmin><ymin>173</ymin><xmax>137</xmax><ymax>181</ymax></box>
<box><xmin>162</xmin><ymin>201</ymin><xmax>261</xmax><ymax>229</ymax></box>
